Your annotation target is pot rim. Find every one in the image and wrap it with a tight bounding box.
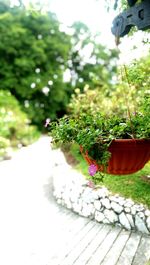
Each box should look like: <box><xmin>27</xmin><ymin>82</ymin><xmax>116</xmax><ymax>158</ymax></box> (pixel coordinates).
<box><xmin>112</xmin><ymin>138</ymin><xmax>150</xmax><ymax>143</ymax></box>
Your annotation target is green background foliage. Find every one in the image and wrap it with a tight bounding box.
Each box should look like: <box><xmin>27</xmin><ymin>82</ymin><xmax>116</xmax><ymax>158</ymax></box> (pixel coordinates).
<box><xmin>0</xmin><ymin>1</ymin><xmax>118</xmax><ymax>130</ymax></box>
<box><xmin>0</xmin><ymin>90</ymin><xmax>40</xmax><ymax>157</ymax></box>
<box><xmin>0</xmin><ymin>3</ymin><xmax>72</xmax><ymax>128</ymax></box>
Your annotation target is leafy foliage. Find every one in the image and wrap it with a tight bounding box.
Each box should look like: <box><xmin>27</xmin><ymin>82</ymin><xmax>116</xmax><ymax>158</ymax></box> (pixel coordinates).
<box><xmin>0</xmin><ymin>136</ymin><xmax>10</xmax><ymax>158</ymax></box>
<box><xmin>0</xmin><ymin>3</ymin><xmax>72</xmax><ymax>129</ymax></box>
<box><xmin>68</xmin><ymin>53</ymin><xmax>150</xmax><ymax>117</ymax></box>
<box><xmin>0</xmin><ymin>90</ymin><xmax>40</xmax><ymax>158</ymax></box>
<box><xmin>126</xmin><ymin>56</ymin><xmax>150</xmax><ymax>91</ymax></box>
<box><xmin>50</xmin><ymin>94</ymin><xmax>150</xmax><ymax>171</ymax></box>
<box><xmin>0</xmin><ymin>3</ymin><xmax>118</xmax><ymax>129</ymax></box>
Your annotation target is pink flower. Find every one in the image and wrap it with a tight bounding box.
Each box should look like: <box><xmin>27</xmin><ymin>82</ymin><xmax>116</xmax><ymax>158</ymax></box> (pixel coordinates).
<box><xmin>88</xmin><ymin>164</ymin><xmax>97</xmax><ymax>176</ymax></box>
<box><xmin>44</xmin><ymin>118</ymin><xmax>51</xmax><ymax>127</ymax></box>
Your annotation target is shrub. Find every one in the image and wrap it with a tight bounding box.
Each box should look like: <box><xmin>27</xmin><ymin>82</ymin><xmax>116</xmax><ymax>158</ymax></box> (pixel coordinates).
<box><xmin>68</xmin><ymin>54</ymin><xmax>150</xmax><ymax>118</ymax></box>
<box><xmin>0</xmin><ymin>90</ymin><xmax>40</xmax><ymax>158</ymax></box>
<box><xmin>0</xmin><ymin>136</ymin><xmax>10</xmax><ymax>158</ymax></box>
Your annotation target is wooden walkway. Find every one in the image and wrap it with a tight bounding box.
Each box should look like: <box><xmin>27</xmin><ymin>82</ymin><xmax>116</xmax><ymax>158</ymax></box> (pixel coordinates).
<box><xmin>46</xmin><ymin>206</ymin><xmax>150</xmax><ymax>265</ymax></box>
<box><xmin>0</xmin><ymin>136</ymin><xmax>150</xmax><ymax>265</ymax></box>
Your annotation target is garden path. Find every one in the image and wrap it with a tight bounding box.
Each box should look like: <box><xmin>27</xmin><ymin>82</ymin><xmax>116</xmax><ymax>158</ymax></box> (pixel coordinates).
<box><xmin>0</xmin><ymin>136</ymin><xmax>150</xmax><ymax>265</ymax></box>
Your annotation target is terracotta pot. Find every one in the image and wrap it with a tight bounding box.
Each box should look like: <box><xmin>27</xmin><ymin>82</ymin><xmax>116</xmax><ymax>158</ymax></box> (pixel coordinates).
<box><xmin>80</xmin><ymin>139</ymin><xmax>150</xmax><ymax>175</ymax></box>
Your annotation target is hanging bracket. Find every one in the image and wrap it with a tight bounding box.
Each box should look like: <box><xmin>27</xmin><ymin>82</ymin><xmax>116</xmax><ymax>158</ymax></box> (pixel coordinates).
<box><xmin>111</xmin><ymin>0</ymin><xmax>150</xmax><ymax>37</ymax></box>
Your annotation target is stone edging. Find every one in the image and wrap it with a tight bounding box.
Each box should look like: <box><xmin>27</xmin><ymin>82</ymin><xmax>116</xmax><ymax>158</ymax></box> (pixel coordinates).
<box><xmin>52</xmin><ymin>156</ymin><xmax>150</xmax><ymax>235</ymax></box>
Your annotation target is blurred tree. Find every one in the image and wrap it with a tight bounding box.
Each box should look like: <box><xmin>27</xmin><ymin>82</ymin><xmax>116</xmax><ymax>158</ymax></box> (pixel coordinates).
<box><xmin>0</xmin><ymin>2</ymin><xmax>118</xmax><ymax>129</ymax></box>
<box><xmin>0</xmin><ymin>3</ymin><xmax>72</xmax><ymax>129</ymax></box>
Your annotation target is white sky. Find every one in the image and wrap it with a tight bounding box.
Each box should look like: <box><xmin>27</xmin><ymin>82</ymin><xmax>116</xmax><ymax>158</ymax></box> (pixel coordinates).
<box><xmin>49</xmin><ymin>0</ymin><xmax>117</xmax><ymax>47</ymax></box>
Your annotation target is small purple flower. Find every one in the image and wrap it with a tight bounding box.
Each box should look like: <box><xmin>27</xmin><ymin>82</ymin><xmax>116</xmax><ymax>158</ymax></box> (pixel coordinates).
<box><xmin>44</xmin><ymin>118</ymin><xmax>51</xmax><ymax>128</ymax></box>
<box><xmin>88</xmin><ymin>164</ymin><xmax>97</xmax><ymax>176</ymax></box>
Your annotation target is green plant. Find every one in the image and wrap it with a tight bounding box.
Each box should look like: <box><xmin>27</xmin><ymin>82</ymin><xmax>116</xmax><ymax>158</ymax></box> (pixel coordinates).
<box><xmin>50</xmin><ymin>94</ymin><xmax>150</xmax><ymax>176</ymax></box>
<box><xmin>68</xmin><ymin>54</ymin><xmax>150</xmax><ymax>118</ymax></box>
<box><xmin>0</xmin><ymin>90</ymin><xmax>40</xmax><ymax>158</ymax></box>
<box><xmin>50</xmin><ymin>48</ymin><xmax>150</xmax><ymax>178</ymax></box>
<box><xmin>0</xmin><ymin>136</ymin><xmax>10</xmax><ymax>158</ymax></box>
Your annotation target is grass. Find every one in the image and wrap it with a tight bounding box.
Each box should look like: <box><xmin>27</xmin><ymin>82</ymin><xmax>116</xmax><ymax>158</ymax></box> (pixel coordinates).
<box><xmin>67</xmin><ymin>143</ymin><xmax>150</xmax><ymax>209</ymax></box>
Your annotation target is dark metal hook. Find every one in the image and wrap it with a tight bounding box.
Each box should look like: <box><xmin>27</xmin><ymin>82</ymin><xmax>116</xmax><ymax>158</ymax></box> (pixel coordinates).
<box><xmin>111</xmin><ymin>0</ymin><xmax>150</xmax><ymax>37</ymax></box>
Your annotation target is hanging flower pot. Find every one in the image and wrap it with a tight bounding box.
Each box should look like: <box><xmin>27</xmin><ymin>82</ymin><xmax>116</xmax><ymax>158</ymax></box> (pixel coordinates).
<box><xmin>50</xmin><ymin>92</ymin><xmax>150</xmax><ymax>177</ymax></box>
<box><xmin>80</xmin><ymin>139</ymin><xmax>150</xmax><ymax>175</ymax></box>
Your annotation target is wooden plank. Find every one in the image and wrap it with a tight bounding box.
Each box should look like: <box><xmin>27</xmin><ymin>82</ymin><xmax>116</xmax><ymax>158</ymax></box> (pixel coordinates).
<box><xmin>61</xmin><ymin>222</ymin><xmax>101</xmax><ymax>265</ymax></box>
<box><xmin>86</xmin><ymin>226</ymin><xmax>121</xmax><ymax>265</ymax></box>
<box><xmin>116</xmin><ymin>232</ymin><xmax>142</xmax><ymax>265</ymax></box>
<box><xmin>100</xmin><ymin>229</ymin><xmax>130</xmax><ymax>265</ymax></box>
<box><xmin>49</xmin><ymin>219</ymin><xmax>97</xmax><ymax>264</ymax></box>
<box><xmin>132</xmin><ymin>235</ymin><xmax>150</xmax><ymax>265</ymax></box>
<box><xmin>58</xmin><ymin>211</ymin><xmax>79</xmax><ymax>231</ymax></box>
<box><xmin>55</xmin><ymin>215</ymin><xmax>90</xmax><ymax>249</ymax></box>
<box><xmin>73</xmin><ymin>224</ymin><xmax>112</xmax><ymax>265</ymax></box>
<box><xmin>65</xmin><ymin>215</ymin><xmax>90</xmax><ymax>237</ymax></box>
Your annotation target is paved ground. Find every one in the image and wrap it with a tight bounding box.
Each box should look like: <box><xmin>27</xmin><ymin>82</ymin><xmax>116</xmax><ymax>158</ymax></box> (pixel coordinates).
<box><xmin>0</xmin><ymin>136</ymin><xmax>150</xmax><ymax>265</ymax></box>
